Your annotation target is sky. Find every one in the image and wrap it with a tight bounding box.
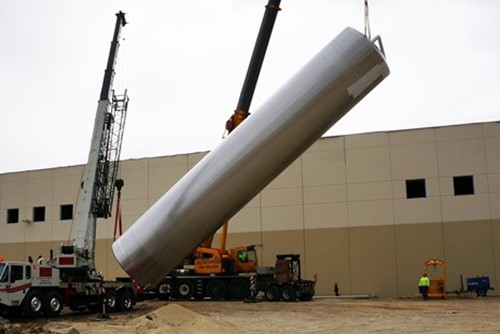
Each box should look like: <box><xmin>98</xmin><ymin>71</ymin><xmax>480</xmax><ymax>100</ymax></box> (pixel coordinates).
<box><xmin>0</xmin><ymin>0</ymin><xmax>499</xmax><ymax>174</ymax></box>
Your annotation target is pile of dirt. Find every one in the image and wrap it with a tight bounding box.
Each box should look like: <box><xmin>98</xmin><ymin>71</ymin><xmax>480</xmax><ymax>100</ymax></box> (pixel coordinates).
<box><xmin>0</xmin><ymin>317</ymin><xmax>49</xmax><ymax>334</ymax></box>
<box><xmin>45</xmin><ymin>304</ymin><xmax>240</xmax><ymax>334</ymax></box>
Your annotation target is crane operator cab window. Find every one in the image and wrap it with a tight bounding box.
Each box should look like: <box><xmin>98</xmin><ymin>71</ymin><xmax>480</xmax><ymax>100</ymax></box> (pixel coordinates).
<box><xmin>237</xmin><ymin>250</ymin><xmax>249</xmax><ymax>263</ymax></box>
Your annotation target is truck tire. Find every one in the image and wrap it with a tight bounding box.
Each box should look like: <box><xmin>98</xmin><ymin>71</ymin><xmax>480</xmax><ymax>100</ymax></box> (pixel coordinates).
<box><xmin>158</xmin><ymin>282</ymin><xmax>171</xmax><ymax>300</ymax></box>
<box><xmin>175</xmin><ymin>281</ymin><xmax>194</xmax><ymax>299</ymax></box>
<box><xmin>105</xmin><ymin>290</ymin><xmax>118</xmax><ymax>313</ymax></box>
<box><xmin>117</xmin><ymin>291</ymin><xmax>134</xmax><ymax>311</ymax></box>
<box><xmin>265</xmin><ymin>285</ymin><xmax>280</xmax><ymax>302</ymax></box>
<box><xmin>281</xmin><ymin>284</ymin><xmax>297</xmax><ymax>302</ymax></box>
<box><xmin>43</xmin><ymin>290</ymin><xmax>63</xmax><ymax>317</ymax></box>
<box><xmin>228</xmin><ymin>278</ymin><xmax>249</xmax><ymax>300</ymax></box>
<box><xmin>207</xmin><ymin>279</ymin><xmax>226</xmax><ymax>300</ymax></box>
<box><xmin>23</xmin><ymin>290</ymin><xmax>43</xmax><ymax>318</ymax></box>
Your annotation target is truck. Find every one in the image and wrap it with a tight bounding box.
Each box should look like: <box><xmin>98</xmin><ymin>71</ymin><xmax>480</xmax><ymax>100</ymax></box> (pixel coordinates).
<box><xmin>154</xmin><ymin>251</ymin><xmax>315</xmax><ymax>302</ymax></box>
<box><xmin>145</xmin><ymin>0</ymin><xmax>313</xmax><ymax>302</ymax></box>
<box><xmin>131</xmin><ymin>0</ymin><xmax>266</xmax><ymax>301</ymax></box>
<box><xmin>0</xmin><ymin>11</ymin><xmax>135</xmax><ymax>318</ymax></box>
<box><xmin>258</xmin><ymin>254</ymin><xmax>315</xmax><ymax>302</ymax></box>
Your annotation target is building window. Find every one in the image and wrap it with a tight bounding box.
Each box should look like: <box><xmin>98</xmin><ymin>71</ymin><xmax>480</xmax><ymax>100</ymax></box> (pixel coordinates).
<box><xmin>60</xmin><ymin>204</ymin><xmax>73</xmax><ymax>220</ymax></box>
<box><xmin>454</xmin><ymin>175</ymin><xmax>474</xmax><ymax>196</ymax></box>
<box><xmin>33</xmin><ymin>207</ymin><xmax>46</xmax><ymax>222</ymax></box>
<box><xmin>7</xmin><ymin>208</ymin><xmax>19</xmax><ymax>224</ymax></box>
<box><xmin>406</xmin><ymin>179</ymin><xmax>426</xmax><ymax>199</ymax></box>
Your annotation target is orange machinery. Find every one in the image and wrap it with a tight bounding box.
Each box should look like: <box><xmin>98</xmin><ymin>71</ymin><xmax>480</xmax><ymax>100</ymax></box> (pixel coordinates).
<box><xmin>191</xmin><ymin>0</ymin><xmax>281</xmax><ymax>276</ymax></box>
<box><xmin>424</xmin><ymin>258</ymin><xmax>446</xmax><ymax>299</ymax></box>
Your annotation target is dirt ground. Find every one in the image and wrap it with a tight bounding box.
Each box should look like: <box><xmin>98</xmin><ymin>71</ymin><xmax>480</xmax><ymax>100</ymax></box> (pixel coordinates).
<box><xmin>2</xmin><ymin>296</ymin><xmax>500</xmax><ymax>333</ymax></box>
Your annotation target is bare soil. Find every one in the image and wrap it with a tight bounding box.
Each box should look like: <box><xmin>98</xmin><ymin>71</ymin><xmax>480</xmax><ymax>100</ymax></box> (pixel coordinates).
<box><xmin>2</xmin><ymin>296</ymin><xmax>500</xmax><ymax>333</ymax></box>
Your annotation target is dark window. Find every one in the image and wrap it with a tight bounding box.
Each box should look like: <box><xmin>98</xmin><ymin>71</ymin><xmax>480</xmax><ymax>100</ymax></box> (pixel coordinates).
<box><xmin>25</xmin><ymin>265</ymin><xmax>31</xmax><ymax>279</ymax></box>
<box><xmin>454</xmin><ymin>175</ymin><xmax>474</xmax><ymax>196</ymax></box>
<box><xmin>33</xmin><ymin>207</ymin><xmax>45</xmax><ymax>222</ymax></box>
<box><xmin>7</xmin><ymin>208</ymin><xmax>19</xmax><ymax>224</ymax></box>
<box><xmin>60</xmin><ymin>204</ymin><xmax>73</xmax><ymax>220</ymax></box>
<box><xmin>406</xmin><ymin>179</ymin><xmax>426</xmax><ymax>199</ymax></box>
<box><xmin>11</xmin><ymin>265</ymin><xmax>23</xmax><ymax>282</ymax></box>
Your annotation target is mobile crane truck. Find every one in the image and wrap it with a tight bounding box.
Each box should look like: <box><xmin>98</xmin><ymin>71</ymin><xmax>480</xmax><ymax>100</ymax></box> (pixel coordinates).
<box><xmin>149</xmin><ymin>0</ymin><xmax>315</xmax><ymax>302</ymax></box>
<box><xmin>0</xmin><ymin>11</ymin><xmax>135</xmax><ymax>318</ymax></box>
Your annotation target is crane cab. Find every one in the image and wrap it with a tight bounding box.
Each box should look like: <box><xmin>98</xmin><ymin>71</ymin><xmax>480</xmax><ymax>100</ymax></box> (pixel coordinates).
<box><xmin>0</xmin><ymin>261</ymin><xmax>59</xmax><ymax>312</ymax></box>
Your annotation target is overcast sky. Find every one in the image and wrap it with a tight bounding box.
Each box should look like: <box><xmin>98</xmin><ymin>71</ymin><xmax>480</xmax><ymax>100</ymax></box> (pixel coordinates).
<box><xmin>1</xmin><ymin>0</ymin><xmax>499</xmax><ymax>174</ymax></box>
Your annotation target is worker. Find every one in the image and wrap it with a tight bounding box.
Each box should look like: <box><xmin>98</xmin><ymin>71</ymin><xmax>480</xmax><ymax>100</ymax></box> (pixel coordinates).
<box><xmin>418</xmin><ymin>273</ymin><xmax>430</xmax><ymax>300</ymax></box>
<box><xmin>238</xmin><ymin>251</ymin><xmax>248</xmax><ymax>263</ymax></box>
<box><xmin>37</xmin><ymin>255</ymin><xmax>44</xmax><ymax>265</ymax></box>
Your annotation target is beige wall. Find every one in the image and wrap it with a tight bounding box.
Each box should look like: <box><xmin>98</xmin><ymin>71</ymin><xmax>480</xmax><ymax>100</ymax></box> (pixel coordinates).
<box><xmin>1</xmin><ymin>220</ymin><xmax>498</xmax><ymax>297</ymax></box>
<box><xmin>1</xmin><ymin>121</ymin><xmax>500</xmax><ymax>297</ymax></box>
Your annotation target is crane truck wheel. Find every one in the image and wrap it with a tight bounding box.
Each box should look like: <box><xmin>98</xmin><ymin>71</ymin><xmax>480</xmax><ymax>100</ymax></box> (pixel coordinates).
<box><xmin>175</xmin><ymin>281</ymin><xmax>194</xmax><ymax>300</ymax></box>
<box><xmin>264</xmin><ymin>285</ymin><xmax>280</xmax><ymax>302</ymax></box>
<box><xmin>228</xmin><ymin>278</ymin><xmax>249</xmax><ymax>300</ymax></box>
<box><xmin>157</xmin><ymin>282</ymin><xmax>171</xmax><ymax>300</ymax></box>
<box><xmin>281</xmin><ymin>284</ymin><xmax>297</xmax><ymax>302</ymax></box>
<box><xmin>42</xmin><ymin>290</ymin><xmax>64</xmax><ymax>317</ymax></box>
<box><xmin>117</xmin><ymin>290</ymin><xmax>134</xmax><ymax>311</ymax></box>
<box><xmin>23</xmin><ymin>290</ymin><xmax>43</xmax><ymax>318</ymax></box>
<box><xmin>207</xmin><ymin>279</ymin><xmax>226</xmax><ymax>300</ymax></box>
<box><xmin>105</xmin><ymin>290</ymin><xmax>118</xmax><ymax>313</ymax></box>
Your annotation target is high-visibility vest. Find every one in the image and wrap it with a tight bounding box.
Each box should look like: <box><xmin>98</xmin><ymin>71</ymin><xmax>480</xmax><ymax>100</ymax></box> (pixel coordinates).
<box><xmin>419</xmin><ymin>276</ymin><xmax>430</xmax><ymax>287</ymax></box>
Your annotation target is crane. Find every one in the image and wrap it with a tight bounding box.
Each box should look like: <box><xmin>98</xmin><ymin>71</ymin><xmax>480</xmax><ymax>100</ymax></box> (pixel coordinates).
<box><xmin>193</xmin><ymin>0</ymin><xmax>282</xmax><ymax>275</ymax></box>
<box><xmin>0</xmin><ymin>12</ymin><xmax>135</xmax><ymax>318</ymax></box>
<box><xmin>51</xmin><ymin>11</ymin><xmax>129</xmax><ymax>278</ymax></box>
<box><xmin>131</xmin><ymin>1</ymin><xmax>283</xmax><ymax>301</ymax></box>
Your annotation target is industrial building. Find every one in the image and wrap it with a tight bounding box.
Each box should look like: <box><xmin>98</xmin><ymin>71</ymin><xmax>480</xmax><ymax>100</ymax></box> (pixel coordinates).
<box><xmin>1</xmin><ymin>120</ymin><xmax>499</xmax><ymax>297</ymax></box>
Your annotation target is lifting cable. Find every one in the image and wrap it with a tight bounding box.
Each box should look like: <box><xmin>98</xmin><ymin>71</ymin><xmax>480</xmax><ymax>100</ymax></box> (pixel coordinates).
<box><xmin>364</xmin><ymin>0</ymin><xmax>371</xmax><ymax>39</ymax></box>
<box><xmin>363</xmin><ymin>0</ymin><xmax>386</xmax><ymax>57</ymax></box>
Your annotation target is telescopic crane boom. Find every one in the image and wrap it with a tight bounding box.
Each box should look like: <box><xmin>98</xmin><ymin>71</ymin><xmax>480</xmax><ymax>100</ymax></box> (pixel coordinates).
<box><xmin>225</xmin><ymin>0</ymin><xmax>281</xmax><ymax>133</ymax></box>
<box><xmin>196</xmin><ymin>0</ymin><xmax>281</xmax><ymax>259</ymax></box>
<box><xmin>52</xmin><ymin>11</ymin><xmax>129</xmax><ymax>274</ymax></box>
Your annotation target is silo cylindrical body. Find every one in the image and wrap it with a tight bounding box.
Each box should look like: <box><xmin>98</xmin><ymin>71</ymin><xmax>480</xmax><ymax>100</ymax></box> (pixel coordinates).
<box><xmin>112</xmin><ymin>27</ymin><xmax>390</xmax><ymax>286</ymax></box>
